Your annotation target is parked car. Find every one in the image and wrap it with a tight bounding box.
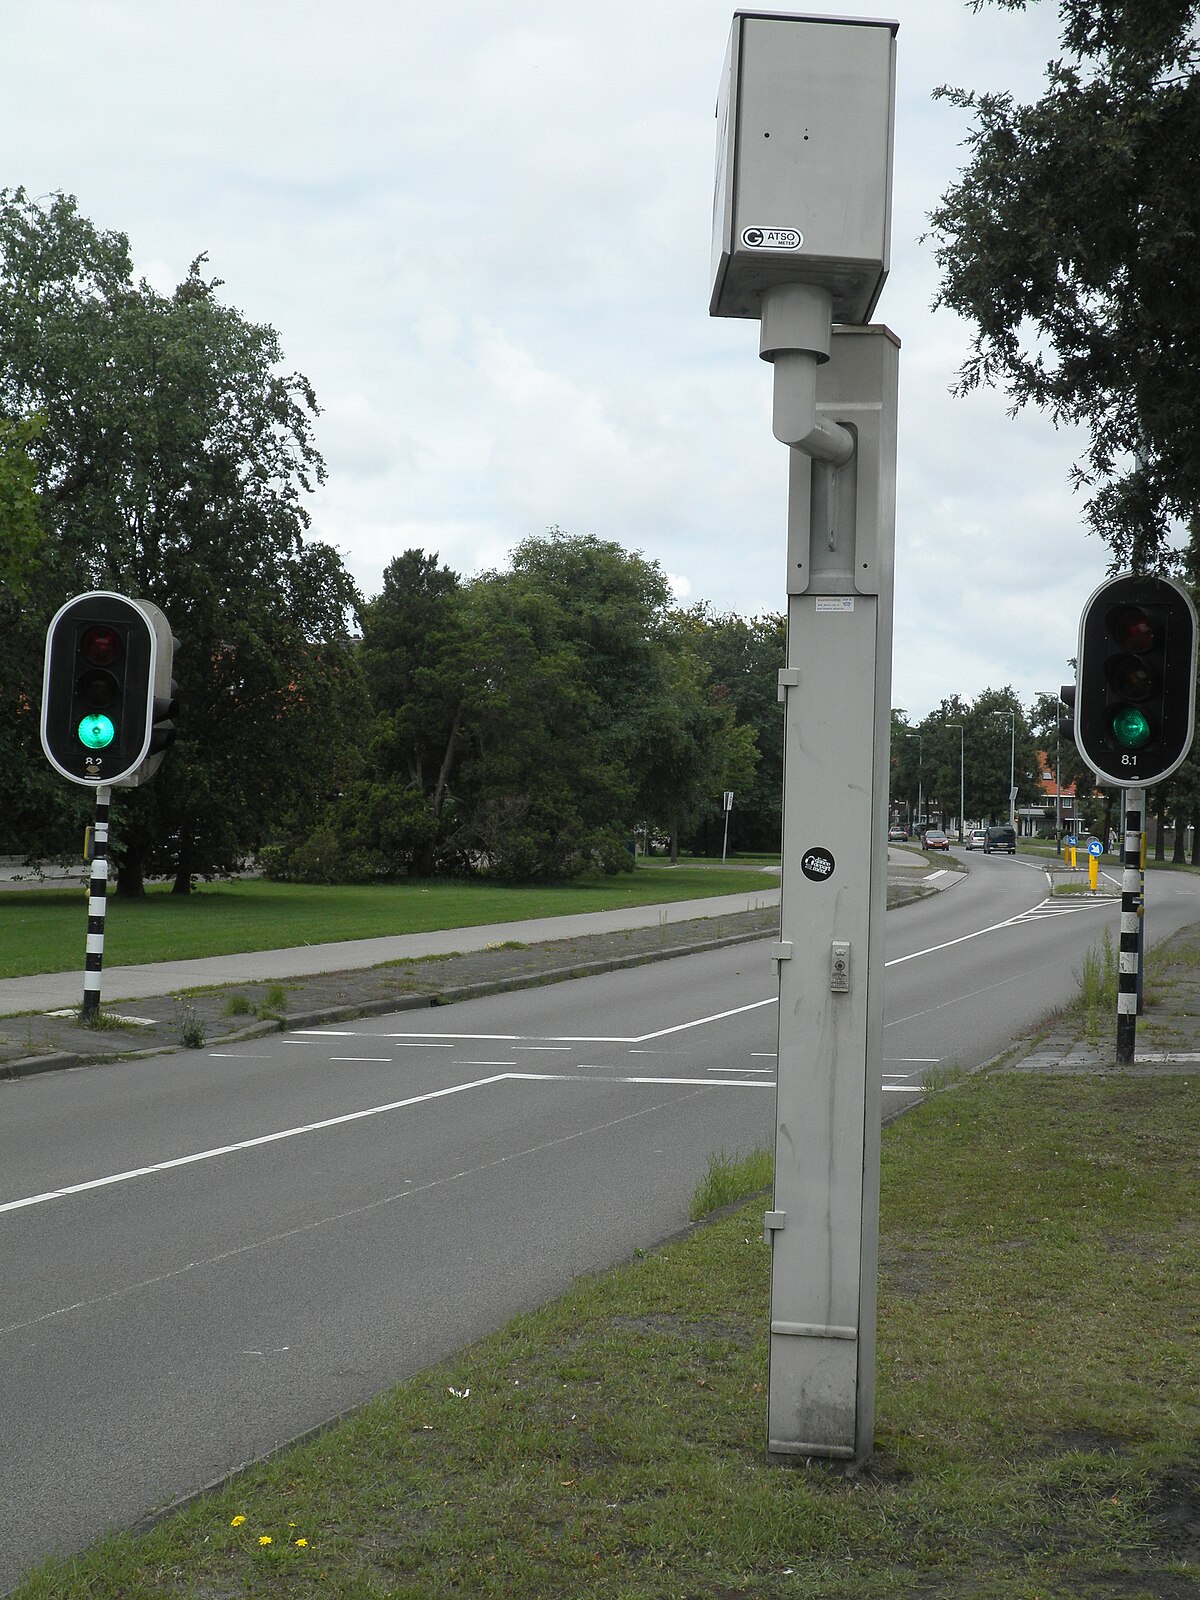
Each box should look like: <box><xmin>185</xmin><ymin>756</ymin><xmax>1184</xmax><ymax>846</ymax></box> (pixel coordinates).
<box><xmin>983</xmin><ymin>824</ymin><xmax>1017</xmax><ymax>854</ymax></box>
<box><xmin>965</xmin><ymin>828</ymin><xmax>987</xmax><ymax>851</ymax></box>
<box><xmin>888</xmin><ymin>826</ymin><xmax>908</xmax><ymax>841</ymax></box>
<box><xmin>923</xmin><ymin>829</ymin><xmax>950</xmax><ymax>851</ymax></box>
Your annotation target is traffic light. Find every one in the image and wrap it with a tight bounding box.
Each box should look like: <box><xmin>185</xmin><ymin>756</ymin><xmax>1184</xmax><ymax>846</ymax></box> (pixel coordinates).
<box><xmin>1074</xmin><ymin>572</ymin><xmax>1198</xmax><ymax>787</ymax></box>
<box><xmin>41</xmin><ymin>592</ymin><xmax>177</xmax><ymax>788</ymax></box>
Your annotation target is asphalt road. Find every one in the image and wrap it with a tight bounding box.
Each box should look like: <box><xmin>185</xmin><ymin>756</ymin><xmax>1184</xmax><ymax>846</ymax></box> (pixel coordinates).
<box><xmin>3</xmin><ymin>850</ymin><xmax>1198</xmax><ymax>1589</ymax></box>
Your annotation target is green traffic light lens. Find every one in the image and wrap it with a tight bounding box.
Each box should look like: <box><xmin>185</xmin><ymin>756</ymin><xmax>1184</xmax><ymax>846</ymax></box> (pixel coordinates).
<box><xmin>77</xmin><ymin>713</ymin><xmax>115</xmax><ymax>750</ymax></box>
<box><xmin>1111</xmin><ymin>706</ymin><xmax>1151</xmax><ymax>750</ymax></box>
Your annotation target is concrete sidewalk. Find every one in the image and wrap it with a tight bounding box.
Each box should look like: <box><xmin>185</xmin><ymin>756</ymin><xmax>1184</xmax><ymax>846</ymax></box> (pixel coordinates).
<box><xmin>0</xmin><ymin>889</ymin><xmax>782</xmax><ymax>1017</ymax></box>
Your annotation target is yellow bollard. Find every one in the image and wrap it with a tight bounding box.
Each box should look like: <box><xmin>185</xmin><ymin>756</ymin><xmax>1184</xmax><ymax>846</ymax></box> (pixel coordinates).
<box><xmin>1088</xmin><ymin>853</ymin><xmax>1097</xmax><ymax>891</ymax></box>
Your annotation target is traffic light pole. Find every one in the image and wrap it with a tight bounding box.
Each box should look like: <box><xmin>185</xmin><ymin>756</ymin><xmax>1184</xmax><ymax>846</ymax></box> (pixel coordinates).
<box><xmin>82</xmin><ymin>784</ymin><xmax>112</xmax><ymax>1022</ymax></box>
<box><xmin>1117</xmin><ymin>787</ymin><xmax>1145</xmax><ymax>1066</ymax></box>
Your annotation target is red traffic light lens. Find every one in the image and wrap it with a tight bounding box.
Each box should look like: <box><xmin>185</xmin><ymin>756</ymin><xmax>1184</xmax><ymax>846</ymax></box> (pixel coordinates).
<box><xmin>1107</xmin><ymin>605</ymin><xmax>1156</xmax><ymax>653</ymax></box>
<box><xmin>80</xmin><ymin>625</ymin><xmax>123</xmax><ymax>667</ymax></box>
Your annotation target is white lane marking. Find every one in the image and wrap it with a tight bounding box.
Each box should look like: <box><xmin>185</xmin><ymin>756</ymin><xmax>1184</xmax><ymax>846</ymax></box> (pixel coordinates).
<box><xmin>0</xmin><ymin>1068</ymin><xmax>771</xmax><ymax>1241</ymax></box>
<box><xmin>1</xmin><ymin>1083</ymin><xmax>731</xmax><ymax>1339</ymax></box>
<box><xmin>0</xmin><ymin>1069</ymin><xmax>771</xmax><ymax>1220</ymax></box>
<box><xmin>330</xmin><ymin>1056</ymin><xmax>393</xmax><ymax>1063</ymax></box>
<box><xmin>562</xmin><ymin>996</ymin><xmax>779</xmax><ymax>1044</ymax></box>
<box><xmin>0</xmin><ymin>1074</ymin><xmax>512</xmax><ymax>1217</ymax></box>
<box><xmin>885</xmin><ymin>896</ymin><xmax>1108</xmax><ymax>968</ymax></box>
<box><xmin>504</xmin><ymin>1073</ymin><xmax>774</xmax><ymax>1089</ymax></box>
<box><xmin>296</xmin><ymin>1030</ymin><xmax>521</xmax><ymax>1041</ymax></box>
<box><xmin>882</xmin><ymin>1084</ymin><xmax>922</xmax><ymax>1093</ymax></box>
<box><xmin>291</xmin><ymin>996</ymin><xmax>779</xmax><ymax>1049</ymax></box>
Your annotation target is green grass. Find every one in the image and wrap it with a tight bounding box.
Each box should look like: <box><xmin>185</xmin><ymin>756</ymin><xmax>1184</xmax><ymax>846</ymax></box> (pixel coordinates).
<box><xmin>688</xmin><ymin>1146</ymin><xmax>773</xmax><ymax>1220</ymax></box>
<box><xmin>13</xmin><ymin>1071</ymin><xmax>1199</xmax><ymax>1598</ymax></box>
<box><xmin>0</xmin><ymin>865</ymin><xmax>779</xmax><ymax>980</ymax></box>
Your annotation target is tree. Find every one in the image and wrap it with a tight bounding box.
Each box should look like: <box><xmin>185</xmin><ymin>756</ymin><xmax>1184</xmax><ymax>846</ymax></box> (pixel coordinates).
<box><xmin>0</xmin><ymin>414</ymin><xmax>85</xmax><ymax>857</ymax></box>
<box><xmin>449</xmin><ymin>563</ymin><xmax>637</xmax><ymax>879</ymax></box>
<box><xmin>0</xmin><ymin>189</ymin><xmax>365</xmax><ymax>890</ymax></box>
<box><xmin>890</xmin><ymin>690</ymin><xmax>1043</xmax><ymax>830</ymax></box>
<box><xmin>674</xmin><ymin>606</ymin><xmax>785</xmax><ymax>854</ymax></box>
<box><xmin>355</xmin><ymin>549</ymin><xmax>470</xmax><ymax>874</ymax></box>
<box><xmin>637</xmin><ymin>629</ymin><xmax>759</xmax><ymax>862</ymax></box>
<box><xmin>927</xmin><ymin>1</ymin><xmax>1200</xmax><ymax>566</ymax></box>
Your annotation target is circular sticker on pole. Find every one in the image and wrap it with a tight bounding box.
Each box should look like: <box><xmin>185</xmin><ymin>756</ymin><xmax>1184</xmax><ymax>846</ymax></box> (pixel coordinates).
<box><xmin>801</xmin><ymin>846</ymin><xmax>836</xmax><ymax>882</ymax></box>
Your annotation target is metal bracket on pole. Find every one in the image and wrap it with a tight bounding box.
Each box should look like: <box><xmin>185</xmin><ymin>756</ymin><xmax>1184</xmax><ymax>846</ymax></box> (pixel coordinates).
<box><xmin>777</xmin><ymin>667</ymin><xmax>802</xmax><ymax>701</ymax></box>
<box><xmin>760</xmin><ymin>284</ymin><xmax>855</xmax><ymax>465</ymax></box>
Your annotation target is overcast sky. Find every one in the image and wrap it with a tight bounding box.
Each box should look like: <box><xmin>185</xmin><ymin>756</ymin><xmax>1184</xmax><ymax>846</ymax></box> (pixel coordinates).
<box><xmin>3</xmin><ymin>0</ymin><xmax>1105</xmax><ymax>720</ymax></box>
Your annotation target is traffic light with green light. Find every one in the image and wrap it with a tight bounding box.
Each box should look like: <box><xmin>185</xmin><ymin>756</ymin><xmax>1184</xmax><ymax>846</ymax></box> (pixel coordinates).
<box><xmin>1074</xmin><ymin>573</ymin><xmax>1197</xmax><ymax>788</ymax></box>
<box><xmin>41</xmin><ymin>593</ymin><xmax>177</xmax><ymax>788</ymax></box>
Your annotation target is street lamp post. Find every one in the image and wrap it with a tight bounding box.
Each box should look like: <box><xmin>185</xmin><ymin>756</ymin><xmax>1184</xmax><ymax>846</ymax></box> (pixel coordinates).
<box><xmin>946</xmin><ymin>723</ymin><xmax>964</xmax><ymax>841</ymax></box>
<box><xmin>1037</xmin><ymin>691</ymin><xmax>1063</xmax><ymax>837</ymax></box>
<box><xmin>906</xmin><ymin>732</ymin><xmax>922</xmax><ymax>832</ymax></box>
<box><xmin>992</xmin><ymin>709</ymin><xmax>1016</xmax><ymax>831</ymax></box>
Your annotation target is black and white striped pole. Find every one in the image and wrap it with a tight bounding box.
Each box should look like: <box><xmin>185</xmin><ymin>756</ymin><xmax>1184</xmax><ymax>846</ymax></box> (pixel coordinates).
<box><xmin>82</xmin><ymin>785</ymin><xmax>112</xmax><ymax>1023</ymax></box>
<box><xmin>1116</xmin><ymin>787</ymin><xmax>1144</xmax><ymax>1066</ymax></box>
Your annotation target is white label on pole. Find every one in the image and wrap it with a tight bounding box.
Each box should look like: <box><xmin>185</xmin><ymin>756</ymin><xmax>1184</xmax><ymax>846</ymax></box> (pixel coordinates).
<box><xmin>723</xmin><ymin>791</ymin><xmax>734</xmax><ymax>811</ymax></box>
<box><xmin>741</xmin><ymin>226</ymin><xmax>802</xmax><ymax>250</ymax></box>
<box><xmin>815</xmin><ymin>596</ymin><xmax>855</xmax><ymax>613</ymax></box>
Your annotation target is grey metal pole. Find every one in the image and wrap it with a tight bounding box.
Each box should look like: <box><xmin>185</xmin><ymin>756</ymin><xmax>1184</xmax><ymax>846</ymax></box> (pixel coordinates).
<box><xmin>765</xmin><ymin>320</ymin><xmax>898</xmax><ymax>1469</ymax></box>
<box><xmin>81</xmin><ymin>784</ymin><xmax>112</xmax><ymax>1022</ymax></box>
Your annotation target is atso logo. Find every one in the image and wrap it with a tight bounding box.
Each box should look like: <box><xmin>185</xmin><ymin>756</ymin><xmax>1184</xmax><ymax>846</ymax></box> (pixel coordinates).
<box><xmin>741</xmin><ymin>226</ymin><xmax>802</xmax><ymax>251</ymax></box>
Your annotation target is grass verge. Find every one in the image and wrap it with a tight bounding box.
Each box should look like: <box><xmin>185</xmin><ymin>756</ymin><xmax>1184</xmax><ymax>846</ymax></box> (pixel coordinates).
<box><xmin>688</xmin><ymin>1146</ymin><xmax>773</xmax><ymax>1221</ymax></box>
<box><xmin>0</xmin><ymin>865</ymin><xmax>779</xmax><ymax>980</ymax></box>
<box><xmin>13</xmin><ymin>1072</ymin><xmax>1200</xmax><ymax>1599</ymax></box>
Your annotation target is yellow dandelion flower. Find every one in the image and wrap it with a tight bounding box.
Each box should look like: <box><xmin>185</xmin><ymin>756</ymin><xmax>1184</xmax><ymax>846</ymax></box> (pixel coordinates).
<box><xmin>258</xmin><ymin>1535</ymin><xmax>272</xmax><ymax>1546</ymax></box>
<box><xmin>230</xmin><ymin>1515</ymin><xmax>246</xmax><ymax>1527</ymax></box>
<box><xmin>295</xmin><ymin>1537</ymin><xmax>308</xmax><ymax>1547</ymax></box>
